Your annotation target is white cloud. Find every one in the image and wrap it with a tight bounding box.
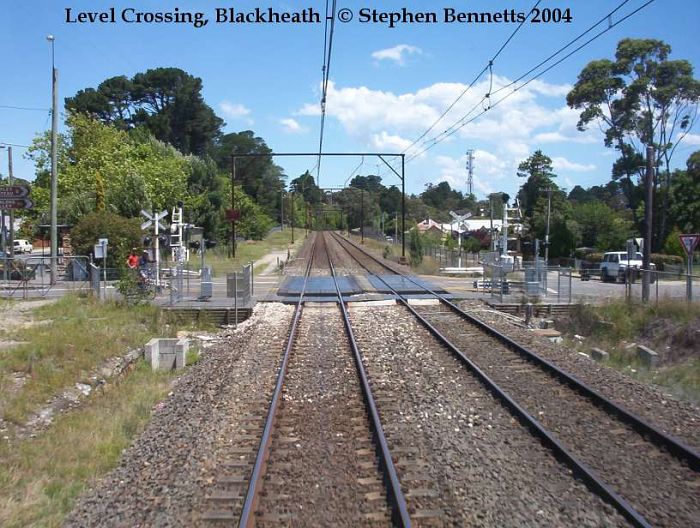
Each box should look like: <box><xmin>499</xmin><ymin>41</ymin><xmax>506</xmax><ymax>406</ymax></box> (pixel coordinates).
<box><xmin>370</xmin><ymin>131</ymin><xmax>413</xmax><ymax>151</ymax></box>
<box><xmin>371</xmin><ymin>44</ymin><xmax>423</xmax><ymax>65</ymax></box>
<box><xmin>220</xmin><ymin>101</ymin><xmax>253</xmax><ymax>124</ymax></box>
<box><xmin>551</xmin><ymin>156</ymin><xmax>596</xmax><ymax>172</ymax></box>
<box><xmin>297</xmin><ymin>77</ymin><xmax>604</xmax><ymax>196</ymax></box>
<box><xmin>681</xmin><ymin>132</ymin><xmax>700</xmax><ymax>146</ymax></box>
<box><xmin>279</xmin><ymin>117</ymin><xmax>306</xmax><ymax>134</ymax></box>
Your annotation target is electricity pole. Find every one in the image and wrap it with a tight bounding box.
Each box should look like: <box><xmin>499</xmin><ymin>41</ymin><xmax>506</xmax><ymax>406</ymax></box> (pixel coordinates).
<box><xmin>360</xmin><ymin>187</ymin><xmax>364</xmax><ymax>244</ymax></box>
<box><xmin>7</xmin><ymin>146</ymin><xmax>13</xmax><ymax>257</ymax></box>
<box><xmin>0</xmin><ymin>145</ymin><xmax>14</xmax><ymax>256</ymax></box>
<box><xmin>48</xmin><ymin>35</ymin><xmax>58</xmax><ymax>285</ymax></box>
<box><xmin>544</xmin><ymin>187</ymin><xmax>552</xmax><ymax>268</ymax></box>
<box><xmin>290</xmin><ymin>191</ymin><xmax>295</xmax><ymax>244</ymax></box>
<box><xmin>230</xmin><ymin>156</ymin><xmax>237</xmax><ymax>258</ymax></box>
<box><xmin>280</xmin><ymin>190</ymin><xmax>284</xmax><ymax>230</ymax></box>
<box><xmin>642</xmin><ymin>145</ymin><xmax>654</xmax><ymax>303</ymax></box>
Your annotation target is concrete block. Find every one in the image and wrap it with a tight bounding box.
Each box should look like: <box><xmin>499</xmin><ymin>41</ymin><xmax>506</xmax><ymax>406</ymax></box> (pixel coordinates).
<box><xmin>175</xmin><ymin>339</ymin><xmax>189</xmax><ymax>369</ymax></box>
<box><xmin>590</xmin><ymin>347</ymin><xmax>609</xmax><ymax>362</ymax></box>
<box><xmin>145</xmin><ymin>338</ymin><xmax>159</xmax><ymax>364</ymax></box>
<box><xmin>637</xmin><ymin>345</ymin><xmax>660</xmax><ymax>368</ymax></box>
<box><xmin>145</xmin><ymin>338</ymin><xmax>190</xmax><ymax>371</ymax></box>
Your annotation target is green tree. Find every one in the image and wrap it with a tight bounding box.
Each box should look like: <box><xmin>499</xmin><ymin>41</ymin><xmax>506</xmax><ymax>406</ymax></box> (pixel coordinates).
<box><xmin>348</xmin><ymin>174</ymin><xmax>385</xmax><ymax>194</ymax></box>
<box><xmin>379</xmin><ymin>185</ymin><xmax>402</xmax><ymax>215</ymax></box>
<box><xmin>567</xmin><ymin>38</ymin><xmax>700</xmax><ymax>246</ymax></box>
<box><xmin>409</xmin><ymin>224</ymin><xmax>424</xmax><ymax>267</ymax></box>
<box><xmin>28</xmin><ymin>113</ymin><xmax>189</xmax><ymax>223</ymax></box>
<box><xmin>66</xmin><ymin>68</ymin><xmax>223</xmax><ymax>155</ymax></box>
<box><xmin>221</xmin><ymin>178</ymin><xmax>274</xmax><ymax>241</ymax></box>
<box><xmin>184</xmin><ymin>156</ymin><xmax>224</xmax><ymax>240</ymax></box>
<box><xmin>669</xmin><ymin>151</ymin><xmax>700</xmax><ymax>232</ymax></box>
<box><xmin>290</xmin><ymin>170</ymin><xmax>322</xmax><ymax>205</ymax></box>
<box><xmin>571</xmin><ymin>201</ymin><xmax>635</xmax><ymax>250</ymax></box>
<box><xmin>421</xmin><ymin>181</ymin><xmax>463</xmax><ymax>212</ymax></box>
<box><xmin>70</xmin><ymin>211</ymin><xmax>142</xmax><ymax>267</ymax></box>
<box><xmin>211</xmin><ymin>131</ymin><xmax>285</xmax><ymax>220</ymax></box>
<box><xmin>663</xmin><ymin>227</ymin><xmax>686</xmax><ymax>258</ymax></box>
<box><xmin>516</xmin><ymin>150</ymin><xmax>558</xmax><ymax>218</ymax></box>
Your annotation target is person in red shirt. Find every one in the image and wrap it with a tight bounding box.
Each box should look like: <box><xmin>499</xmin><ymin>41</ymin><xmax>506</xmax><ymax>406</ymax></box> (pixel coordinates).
<box><xmin>126</xmin><ymin>250</ymin><xmax>139</xmax><ymax>269</ymax></box>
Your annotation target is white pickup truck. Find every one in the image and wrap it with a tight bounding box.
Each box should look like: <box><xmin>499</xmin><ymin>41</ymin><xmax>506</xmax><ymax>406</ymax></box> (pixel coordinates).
<box><xmin>600</xmin><ymin>251</ymin><xmax>655</xmax><ymax>283</ymax></box>
<box><xmin>13</xmin><ymin>239</ymin><xmax>33</xmax><ymax>254</ymax></box>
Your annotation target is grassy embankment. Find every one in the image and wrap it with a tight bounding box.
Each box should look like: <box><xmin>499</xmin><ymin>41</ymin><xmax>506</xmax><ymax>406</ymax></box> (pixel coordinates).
<box><xmin>0</xmin><ymin>295</ymin><xmax>211</xmax><ymax>527</ymax></box>
<box><xmin>561</xmin><ymin>300</ymin><xmax>700</xmax><ymax>405</ymax></box>
<box><xmin>203</xmin><ymin>229</ymin><xmax>303</xmax><ymax>276</ymax></box>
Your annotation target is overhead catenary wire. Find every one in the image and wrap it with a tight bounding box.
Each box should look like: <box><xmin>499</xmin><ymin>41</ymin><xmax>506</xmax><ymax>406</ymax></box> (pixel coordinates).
<box><xmin>0</xmin><ymin>105</ymin><xmax>50</xmax><ymax>112</ymax></box>
<box><xmin>396</xmin><ymin>0</ymin><xmax>542</xmax><ymax>160</ymax></box>
<box><xmin>316</xmin><ymin>0</ymin><xmax>338</xmax><ymax>186</ymax></box>
<box><xmin>402</xmin><ymin>0</ymin><xmax>656</xmax><ymax>165</ymax></box>
<box><xmin>344</xmin><ymin>155</ymin><xmax>364</xmax><ymax>187</ymax></box>
<box><xmin>375</xmin><ymin>0</ymin><xmax>541</xmax><ymax>180</ymax></box>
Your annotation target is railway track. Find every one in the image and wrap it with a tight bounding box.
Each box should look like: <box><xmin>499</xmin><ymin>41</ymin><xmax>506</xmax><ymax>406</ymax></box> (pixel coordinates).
<box><xmin>204</xmin><ymin>233</ymin><xmax>409</xmax><ymax>526</ymax></box>
<box><xmin>329</xmin><ymin>231</ymin><xmax>700</xmax><ymax>528</ymax></box>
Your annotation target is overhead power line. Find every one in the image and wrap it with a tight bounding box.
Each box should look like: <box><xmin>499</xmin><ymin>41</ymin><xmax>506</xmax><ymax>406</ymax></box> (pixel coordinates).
<box><xmin>396</xmin><ymin>0</ymin><xmax>542</xmax><ymax>160</ymax></box>
<box><xmin>316</xmin><ymin>0</ymin><xmax>338</xmax><ymax>186</ymax></box>
<box><xmin>403</xmin><ymin>0</ymin><xmax>656</xmax><ymax>165</ymax></box>
<box><xmin>0</xmin><ymin>105</ymin><xmax>50</xmax><ymax>112</ymax></box>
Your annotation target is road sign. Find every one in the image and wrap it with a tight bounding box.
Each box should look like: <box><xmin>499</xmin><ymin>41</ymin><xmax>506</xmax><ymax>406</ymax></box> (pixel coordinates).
<box><xmin>226</xmin><ymin>209</ymin><xmax>241</xmax><ymax>222</ymax></box>
<box><xmin>679</xmin><ymin>233</ymin><xmax>700</xmax><ymax>257</ymax></box>
<box><xmin>0</xmin><ymin>197</ymin><xmax>33</xmax><ymax>209</ymax></box>
<box><xmin>0</xmin><ymin>186</ymin><xmax>30</xmax><ymax>199</ymax></box>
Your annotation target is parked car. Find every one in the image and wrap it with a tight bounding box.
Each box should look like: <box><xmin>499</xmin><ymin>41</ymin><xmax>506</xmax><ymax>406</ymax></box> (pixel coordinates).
<box><xmin>13</xmin><ymin>239</ymin><xmax>33</xmax><ymax>254</ymax></box>
<box><xmin>600</xmin><ymin>251</ymin><xmax>656</xmax><ymax>283</ymax></box>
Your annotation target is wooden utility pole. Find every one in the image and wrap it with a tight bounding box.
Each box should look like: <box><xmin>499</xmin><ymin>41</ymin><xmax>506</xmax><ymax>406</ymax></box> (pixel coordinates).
<box><xmin>7</xmin><ymin>146</ymin><xmax>14</xmax><ymax>257</ymax></box>
<box><xmin>544</xmin><ymin>187</ymin><xmax>552</xmax><ymax>267</ymax></box>
<box><xmin>48</xmin><ymin>35</ymin><xmax>58</xmax><ymax>285</ymax></box>
<box><xmin>642</xmin><ymin>145</ymin><xmax>654</xmax><ymax>303</ymax></box>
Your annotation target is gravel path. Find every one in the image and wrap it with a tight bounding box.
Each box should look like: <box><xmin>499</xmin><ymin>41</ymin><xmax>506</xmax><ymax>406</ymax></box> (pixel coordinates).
<box><xmin>63</xmin><ymin>303</ymin><xmax>294</xmax><ymax>528</ymax></box>
<box><xmin>349</xmin><ymin>304</ymin><xmax>628</xmax><ymax>527</ymax></box>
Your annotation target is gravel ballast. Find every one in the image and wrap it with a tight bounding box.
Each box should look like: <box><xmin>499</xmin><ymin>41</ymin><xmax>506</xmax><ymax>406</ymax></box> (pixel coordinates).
<box><xmin>416</xmin><ymin>302</ymin><xmax>699</xmax><ymax>528</ymax></box>
<box><xmin>349</xmin><ymin>303</ymin><xmax>628</xmax><ymax>527</ymax></box>
<box><xmin>458</xmin><ymin>301</ymin><xmax>700</xmax><ymax>451</ymax></box>
<box><xmin>63</xmin><ymin>303</ymin><xmax>294</xmax><ymax>528</ymax></box>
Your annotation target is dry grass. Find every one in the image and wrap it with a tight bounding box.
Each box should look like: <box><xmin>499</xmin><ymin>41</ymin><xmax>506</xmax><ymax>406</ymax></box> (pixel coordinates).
<box><xmin>0</xmin><ymin>295</ymin><xmax>173</xmax><ymax>423</ymax></box>
<box><xmin>562</xmin><ymin>300</ymin><xmax>700</xmax><ymax>404</ymax></box>
<box><xmin>0</xmin><ymin>363</ymin><xmax>173</xmax><ymax>528</ymax></box>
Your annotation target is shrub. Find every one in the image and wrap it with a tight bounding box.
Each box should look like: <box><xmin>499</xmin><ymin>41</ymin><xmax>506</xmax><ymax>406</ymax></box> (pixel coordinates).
<box><xmin>70</xmin><ymin>212</ymin><xmax>142</xmax><ymax>268</ymax></box>
<box><xmin>651</xmin><ymin>253</ymin><xmax>685</xmax><ymax>270</ymax></box>
<box><xmin>663</xmin><ymin>228</ymin><xmax>686</xmax><ymax>258</ymax></box>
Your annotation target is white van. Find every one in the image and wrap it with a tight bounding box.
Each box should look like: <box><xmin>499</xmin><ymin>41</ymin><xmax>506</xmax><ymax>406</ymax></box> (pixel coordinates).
<box><xmin>13</xmin><ymin>239</ymin><xmax>33</xmax><ymax>254</ymax></box>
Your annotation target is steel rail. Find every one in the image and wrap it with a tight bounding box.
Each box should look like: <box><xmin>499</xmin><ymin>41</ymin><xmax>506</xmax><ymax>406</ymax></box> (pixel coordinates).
<box><xmin>238</xmin><ymin>237</ymin><xmax>317</xmax><ymax>528</ymax></box>
<box><xmin>325</xmin><ymin>232</ymin><xmax>412</xmax><ymax>527</ymax></box>
<box><xmin>333</xmin><ymin>232</ymin><xmax>700</xmax><ymax>472</ymax></box>
<box><xmin>329</xmin><ymin>232</ymin><xmax>653</xmax><ymax>528</ymax></box>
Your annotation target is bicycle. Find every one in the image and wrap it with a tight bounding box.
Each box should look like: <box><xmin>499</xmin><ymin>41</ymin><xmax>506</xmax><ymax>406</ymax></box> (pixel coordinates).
<box><xmin>118</xmin><ymin>270</ymin><xmax>157</xmax><ymax>305</ymax></box>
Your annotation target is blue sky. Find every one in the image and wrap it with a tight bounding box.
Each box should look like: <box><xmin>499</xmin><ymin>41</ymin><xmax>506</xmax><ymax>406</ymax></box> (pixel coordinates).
<box><xmin>1</xmin><ymin>0</ymin><xmax>699</xmax><ymax>202</ymax></box>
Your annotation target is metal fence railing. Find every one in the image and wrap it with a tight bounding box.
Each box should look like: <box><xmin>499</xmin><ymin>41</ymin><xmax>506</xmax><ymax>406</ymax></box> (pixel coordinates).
<box><xmin>622</xmin><ymin>268</ymin><xmax>700</xmax><ymax>303</ymax></box>
<box><xmin>0</xmin><ymin>255</ymin><xmax>92</xmax><ymax>298</ymax></box>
